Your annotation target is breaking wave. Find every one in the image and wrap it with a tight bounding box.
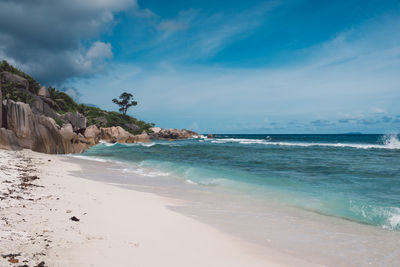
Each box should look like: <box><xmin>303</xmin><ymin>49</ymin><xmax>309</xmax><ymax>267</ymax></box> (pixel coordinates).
<box><xmin>350</xmin><ymin>202</ymin><xmax>400</xmax><ymax>230</ymax></box>
<box><xmin>208</xmin><ymin>134</ymin><xmax>400</xmax><ymax>150</ymax></box>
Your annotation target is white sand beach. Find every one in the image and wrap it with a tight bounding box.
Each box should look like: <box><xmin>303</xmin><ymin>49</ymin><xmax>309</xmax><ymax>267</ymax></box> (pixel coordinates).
<box><xmin>0</xmin><ymin>149</ymin><xmax>312</xmax><ymax>267</ymax></box>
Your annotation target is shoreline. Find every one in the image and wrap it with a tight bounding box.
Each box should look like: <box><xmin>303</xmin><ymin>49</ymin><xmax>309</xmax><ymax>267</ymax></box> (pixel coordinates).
<box><xmin>64</xmin><ymin>153</ymin><xmax>400</xmax><ymax>266</ymax></box>
<box><xmin>0</xmin><ymin>149</ymin><xmax>310</xmax><ymax>266</ymax></box>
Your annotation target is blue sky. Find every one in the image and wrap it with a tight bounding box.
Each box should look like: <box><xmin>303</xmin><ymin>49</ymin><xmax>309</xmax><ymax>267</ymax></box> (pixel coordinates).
<box><xmin>1</xmin><ymin>0</ymin><xmax>400</xmax><ymax>133</ymax></box>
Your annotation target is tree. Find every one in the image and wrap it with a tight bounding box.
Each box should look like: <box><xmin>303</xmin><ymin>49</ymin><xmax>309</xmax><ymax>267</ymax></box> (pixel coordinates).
<box><xmin>112</xmin><ymin>92</ymin><xmax>138</xmax><ymax>115</ymax></box>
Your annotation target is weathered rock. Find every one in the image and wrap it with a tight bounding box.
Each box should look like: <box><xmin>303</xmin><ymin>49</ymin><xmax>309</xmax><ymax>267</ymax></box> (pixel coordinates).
<box><xmin>32</xmin><ymin>115</ymin><xmax>68</xmax><ymax>154</ymax></box>
<box><xmin>93</xmin><ymin>116</ymin><xmax>107</xmax><ymax>127</ymax></box>
<box><xmin>124</xmin><ymin>123</ymin><xmax>139</xmax><ymax>132</ymax></box>
<box><xmin>0</xmin><ymin>72</ymin><xmax>29</xmax><ymax>93</ymax></box>
<box><xmin>84</xmin><ymin>125</ymin><xmax>101</xmax><ymax>145</ymax></box>
<box><xmin>180</xmin><ymin>129</ymin><xmax>200</xmax><ymax>139</ymax></box>
<box><xmin>2</xmin><ymin>99</ymin><xmax>87</xmax><ymax>154</ymax></box>
<box><xmin>207</xmin><ymin>133</ymin><xmax>213</xmax><ymax>139</ymax></box>
<box><xmin>60</xmin><ymin>123</ymin><xmax>76</xmax><ymax>141</ymax></box>
<box><xmin>130</xmin><ymin>130</ymin><xmax>151</xmax><ymax>143</ymax></box>
<box><xmin>30</xmin><ymin>95</ymin><xmax>57</xmax><ymax>119</ymax></box>
<box><xmin>69</xmin><ymin>134</ymin><xmax>91</xmax><ymax>154</ymax></box>
<box><xmin>38</xmin><ymin>86</ymin><xmax>50</xmax><ymax>98</ymax></box>
<box><xmin>150</xmin><ymin>128</ymin><xmax>200</xmax><ymax>140</ymax></box>
<box><xmin>100</xmin><ymin>126</ymin><xmax>133</xmax><ymax>143</ymax></box>
<box><xmin>0</xmin><ymin>128</ymin><xmax>21</xmax><ymax>150</ymax></box>
<box><xmin>62</xmin><ymin>112</ymin><xmax>87</xmax><ymax>132</ymax></box>
<box><xmin>0</xmin><ymin>82</ymin><xmax>2</xmax><ymax>128</ymax></box>
<box><xmin>150</xmin><ymin>127</ymin><xmax>161</xmax><ymax>134</ymax></box>
<box><xmin>5</xmin><ymin>100</ymin><xmax>36</xmax><ymax>148</ymax></box>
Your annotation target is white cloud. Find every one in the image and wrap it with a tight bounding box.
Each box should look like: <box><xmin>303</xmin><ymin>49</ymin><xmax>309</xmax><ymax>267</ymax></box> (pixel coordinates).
<box><xmin>86</xmin><ymin>42</ymin><xmax>113</xmax><ymax>60</ymax></box>
<box><xmin>70</xmin><ymin>13</ymin><xmax>400</xmax><ymax>133</ymax></box>
<box><xmin>0</xmin><ymin>0</ymin><xmax>136</xmax><ymax>84</ymax></box>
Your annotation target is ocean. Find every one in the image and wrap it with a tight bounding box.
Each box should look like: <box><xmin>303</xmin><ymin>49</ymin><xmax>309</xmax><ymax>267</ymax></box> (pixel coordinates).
<box><xmin>78</xmin><ymin>133</ymin><xmax>400</xmax><ymax>231</ymax></box>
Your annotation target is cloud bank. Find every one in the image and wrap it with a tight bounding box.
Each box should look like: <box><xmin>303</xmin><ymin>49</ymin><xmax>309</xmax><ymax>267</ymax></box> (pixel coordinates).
<box><xmin>0</xmin><ymin>0</ymin><xmax>136</xmax><ymax>84</ymax></box>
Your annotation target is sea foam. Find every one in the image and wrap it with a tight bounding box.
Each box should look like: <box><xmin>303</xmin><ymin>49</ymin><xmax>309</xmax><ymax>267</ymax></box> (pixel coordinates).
<box><xmin>207</xmin><ymin>134</ymin><xmax>400</xmax><ymax>150</ymax></box>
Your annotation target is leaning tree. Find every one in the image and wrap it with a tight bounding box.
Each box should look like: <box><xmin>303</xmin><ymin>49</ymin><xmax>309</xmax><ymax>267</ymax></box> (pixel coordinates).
<box><xmin>112</xmin><ymin>92</ymin><xmax>138</xmax><ymax>115</ymax></box>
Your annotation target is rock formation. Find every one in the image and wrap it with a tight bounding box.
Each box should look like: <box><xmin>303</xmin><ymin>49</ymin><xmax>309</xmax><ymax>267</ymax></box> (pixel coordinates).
<box><xmin>60</xmin><ymin>123</ymin><xmax>76</xmax><ymax>141</ymax></box>
<box><xmin>5</xmin><ymin>100</ymin><xmax>36</xmax><ymax>148</ymax></box>
<box><xmin>0</xmin><ymin>82</ymin><xmax>2</xmax><ymax>128</ymax></box>
<box><xmin>37</xmin><ymin>86</ymin><xmax>50</xmax><ymax>98</ymax></box>
<box><xmin>62</xmin><ymin>112</ymin><xmax>87</xmax><ymax>132</ymax></box>
<box><xmin>0</xmin><ymin>72</ymin><xmax>30</xmax><ymax>93</ymax></box>
<box><xmin>1</xmin><ymin>99</ymin><xmax>86</xmax><ymax>154</ymax></box>
<box><xmin>150</xmin><ymin>128</ymin><xmax>200</xmax><ymax>140</ymax></box>
<box><xmin>100</xmin><ymin>126</ymin><xmax>133</xmax><ymax>143</ymax></box>
<box><xmin>0</xmin><ymin>70</ymin><xmax>198</xmax><ymax>154</ymax></box>
<box><xmin>130</xmin><ymin>130</ymin><xmax>151</xmax><ymax>143</ymax></box>
<box><xmin>0</xmin><ymin>128</ymin><xmax>21</xmax><ymax>150</ymax></box>
<box><xmin>84</xmin><ymin>125</ymin><xmax>101</xmax><ymax>145</ymax></box>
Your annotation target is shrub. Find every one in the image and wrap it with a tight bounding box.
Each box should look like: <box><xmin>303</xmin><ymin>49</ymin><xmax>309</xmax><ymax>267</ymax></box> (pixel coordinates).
<box><xmin>1</xmin><ymin>81</ymin><xmax>32</xmax><ymax>103</ymax></box>
<box><xmin>54</xmin><ymin>117</ymin><xmax>65</xmax><ymax>127</ymax></box>
<box><xmin>0</xmin><ymin>60</ymin><xmax>40</xmax><ymax>94</ymax></box>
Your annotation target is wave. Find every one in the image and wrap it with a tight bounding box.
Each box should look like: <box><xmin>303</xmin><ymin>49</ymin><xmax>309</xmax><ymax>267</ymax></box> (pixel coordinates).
<box><xmin>350</xmin><ymin>202</ymin><xmax>400</xmax><ymax>230</ymax></box>
<box><xmin>122</xmin><ymin>142</ymin><xmax>156</xmax><ymax>147</ymax></box>
<box><xmin>68</xmin><ymin>154</ymin><xmax>110</xmax><ymax>163</ymax></box>
<box><xmin>121</xmin><ymin>167</ymin><xmax>171</xmax><ymax>177</ymax></box>
<box><xmin>207</xmin><ymin>134</ymin><xmax>400</xmax><ymax>150</ymax></box>
<box><xmin>99</xmin><ymin>140</ymin><xmax>118</xmax><ymax>147</ymax></box>
<box><xmin>185</xmin><ymin>179</ymin><xmax>198</xmax><ymax>185</ymax></box>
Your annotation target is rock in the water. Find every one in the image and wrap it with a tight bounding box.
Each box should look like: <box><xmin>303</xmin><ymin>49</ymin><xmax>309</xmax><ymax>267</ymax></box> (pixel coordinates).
<box><xmin>150</xmin><ymin>128</ymin><xmax>200</xmax><ymax>140</ymax></box>
<box><xmin>131</xmin><ymin>130</ymin><xmax>151</xmax><ymax>143</ymax></box>
<box><xmin>207</xmin><ymin>133</ymin><xmax>213</xmax><ymax>139</ymax></box>
<box><xmin>62</xmin><ymin>112</ymin><xmax>87</xmax><ymax>132</ymax></box>
<box><xmin>100</xmin><ymin>126</ymin><xmax>133</xmax><ymax>143</ymax></box>
<box><xmin>0</xmin><ymin>128</ymin><xmax>21</xmax><ymax>150</ymax></box>
<box><xmin>69</xmin><ymin>134</ymin><xmax>91</xmax><ymax>154</ymax></box>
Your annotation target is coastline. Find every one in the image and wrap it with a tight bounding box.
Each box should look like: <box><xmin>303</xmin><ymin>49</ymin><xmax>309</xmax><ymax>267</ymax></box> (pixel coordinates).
<box><xmin>65</xmin><ymin>152</ymin><xmax>400</xmax><ymax>266</ymax></box>
<box><xmin>0</xmin><ymin>149</ymin><xmax>309</xmax><ymax>267</ymax></box>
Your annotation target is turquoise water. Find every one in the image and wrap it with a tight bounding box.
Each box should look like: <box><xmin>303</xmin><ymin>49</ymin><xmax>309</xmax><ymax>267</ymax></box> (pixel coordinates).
<box><xmin>81</xmin><ymin>134</ymin><xmax>400</xmax><ymax>230</ymax></box>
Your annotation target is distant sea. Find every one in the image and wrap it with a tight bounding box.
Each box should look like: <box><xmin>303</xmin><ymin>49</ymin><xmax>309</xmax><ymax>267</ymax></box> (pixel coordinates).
<box><xmin>79</xmin><ymin>133</ymin><xmax>400</xmax><ymax>230</ymax></box>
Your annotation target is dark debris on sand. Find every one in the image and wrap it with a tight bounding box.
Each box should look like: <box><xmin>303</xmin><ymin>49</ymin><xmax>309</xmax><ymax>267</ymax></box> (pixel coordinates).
<box><xmin>0</xmin><ymin>151</ymin><xmax>50</xmax><ymax>267</ymax></box>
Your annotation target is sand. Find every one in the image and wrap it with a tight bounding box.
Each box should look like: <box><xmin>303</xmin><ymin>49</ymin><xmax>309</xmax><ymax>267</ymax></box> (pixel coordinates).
<box><xmin>0</xmin><ymin>149</ymin><xmax>312</xmax><ymax>267</ymax></box>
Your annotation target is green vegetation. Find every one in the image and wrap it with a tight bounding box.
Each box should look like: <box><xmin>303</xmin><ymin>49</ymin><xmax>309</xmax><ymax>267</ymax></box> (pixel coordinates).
<box><xmin>1</xmin><ymin>60</ymin><xmax>154</xmax><ymax>134</ymax></box>
<box><xmin>47</xmin><ymin>91</ymin><xmax>154</xmax><ymax>134</ymax></box>
<box><xmin>77</xmin><ymin>104</ymin><xmax>154</xmax><ymax>135</ymax></box>
<box><xmin>0</xmin><ymin>60</ymin><xmax>40</xmax><ymax>94</ymax></box>
<box><xmin>54</xmin><ymin>117</ymin><xmax>65</xmax><ymax>127</ymax></box>
<box><xmin>48</xmin><ymin>87</ymin><xmax>79</xmax><ymax>114</ymax></box>
<box><xmin>112</xmin><ymin>92</ymin><xmax>137</xmax><ymax>115</ymax></box>
<box><xmin>46</xmin><ymin>89</ymin><xmax>153</xmax><ymax>134</ymax></box>
<box><xmin>1</xmin><ymin>81</ymin><xmax>32</xmax><ymax>103</ymax></box>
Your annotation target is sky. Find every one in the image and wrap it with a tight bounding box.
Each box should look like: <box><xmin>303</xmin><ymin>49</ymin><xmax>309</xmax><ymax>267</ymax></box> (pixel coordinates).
<box><xmin>0</xmin><ymin>0</ymin><xmax>399</xmax><ymax>133</ymax></box>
